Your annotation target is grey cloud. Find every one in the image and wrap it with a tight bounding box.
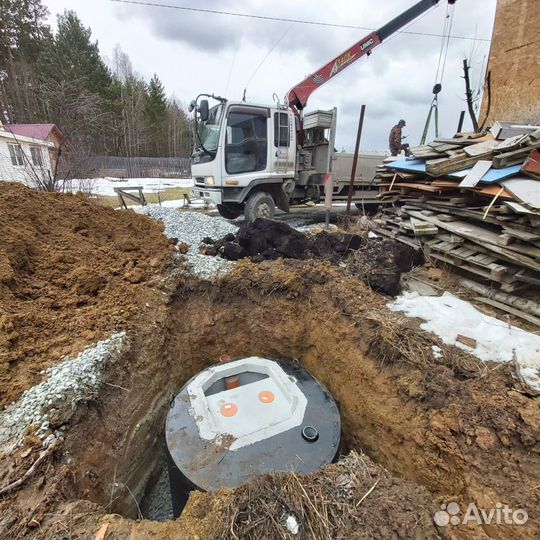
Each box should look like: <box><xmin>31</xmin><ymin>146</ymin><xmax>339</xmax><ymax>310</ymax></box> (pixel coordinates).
<box><xmin>106</xmin><ymin>0</ymin><xmax>495</xmax><ymax>151</ymax></box>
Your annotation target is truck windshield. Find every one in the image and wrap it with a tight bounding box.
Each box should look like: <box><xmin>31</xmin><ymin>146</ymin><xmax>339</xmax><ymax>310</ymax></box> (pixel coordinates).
<box><xmin>196</xmin><ymin>104</ymin><xmax>223</xmax><ymax>154</ymax></box>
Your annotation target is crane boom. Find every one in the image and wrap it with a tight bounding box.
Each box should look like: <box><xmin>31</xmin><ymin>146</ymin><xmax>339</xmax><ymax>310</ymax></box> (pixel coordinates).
<box><xmin>287</xmin><ymin>0</ymin><xmax>451</xmax><ymax>113</ymax></box>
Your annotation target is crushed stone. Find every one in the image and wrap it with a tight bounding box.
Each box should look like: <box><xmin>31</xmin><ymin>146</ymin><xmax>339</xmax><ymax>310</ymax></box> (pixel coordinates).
<box><xmin>0</xmin><ymin>332</ymin><xmax>125</xmax><ymax>452</ymax></box>
<box><xmin>138</xmin><ymin>208</ymin><xmax>238</xmax><ymax>251</ymax></box>
<box><xmin>138</xmin><ymin>208</ymin><xmax>238</xmax><ymax>279</ymax></box>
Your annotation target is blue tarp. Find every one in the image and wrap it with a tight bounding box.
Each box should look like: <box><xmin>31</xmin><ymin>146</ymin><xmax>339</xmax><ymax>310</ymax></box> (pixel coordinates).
<box><xmin>385</xmin><ymin>159</ymin><xmax>522</xmax><ymax>184</ymax></box>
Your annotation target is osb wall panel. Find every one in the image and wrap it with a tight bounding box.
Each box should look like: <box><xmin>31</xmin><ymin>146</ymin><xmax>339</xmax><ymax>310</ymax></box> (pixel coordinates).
<box><xmin>479</xmin><ymin>0</ymin><xmax>540</xmax><ymax>126</ymax></box>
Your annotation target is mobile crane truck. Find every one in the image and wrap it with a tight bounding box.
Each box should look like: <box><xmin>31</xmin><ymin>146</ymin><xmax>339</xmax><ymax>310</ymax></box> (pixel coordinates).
<box><xmin>190</xmin><ymin>0</ymin><xmax>456</xmax><ymax>221</ymax></box>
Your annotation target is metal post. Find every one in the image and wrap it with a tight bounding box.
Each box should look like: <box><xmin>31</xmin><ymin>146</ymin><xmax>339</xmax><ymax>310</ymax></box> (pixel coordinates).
<box><xmin>456</xmin><ymin>110</ymin><xmax>465</xmax><ymax>134</ymax></box>
<box><xmin>346</xmin><ymin>105</ymin><xmax>366</xmax><ymax>217</ymax></box>
<box><xmin>324</xmin><ymin>173</ymin><xmax>333</xmax><ymax>228</ymax></box>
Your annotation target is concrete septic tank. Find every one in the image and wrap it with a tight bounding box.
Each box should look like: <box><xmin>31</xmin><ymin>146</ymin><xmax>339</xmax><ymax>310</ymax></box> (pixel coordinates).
<box><xmin>166</xmin><ymin>357</ymin><xmax>341</xmax><ymax>515</ymax></box>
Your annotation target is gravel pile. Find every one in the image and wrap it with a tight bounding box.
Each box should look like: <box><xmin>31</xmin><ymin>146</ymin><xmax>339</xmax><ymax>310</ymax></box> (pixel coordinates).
<box><xmin>139</xmin><ymin>207</ymin><xmax>238</xmax><ymax>250</ymax></box>
<box><xmin>0</xmin><ymin>332</ymin><xmax>125</xmax><ymax>452</ymax></box>
<box><xmin>139</xmin><ymin>207</ymin><xmax>238</xmax><ymax>279</ymax></box>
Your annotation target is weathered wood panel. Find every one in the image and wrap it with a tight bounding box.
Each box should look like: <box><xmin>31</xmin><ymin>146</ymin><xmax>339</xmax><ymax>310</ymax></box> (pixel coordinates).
<box><xmin>479</xmin><ymin>0</ymin><xmax>540</xmax><ymax>126</ymax></box>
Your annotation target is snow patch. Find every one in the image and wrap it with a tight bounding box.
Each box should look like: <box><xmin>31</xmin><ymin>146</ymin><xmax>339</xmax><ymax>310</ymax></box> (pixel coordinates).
<box><xmin>388</xmin><ymin>292</ymin><xmax>540</xmax><ymax>392</ymax></box>
<box><xmin>61</xmin><ymin>177</ymin><xmax>194</xmax><ymax>197</ymax></box>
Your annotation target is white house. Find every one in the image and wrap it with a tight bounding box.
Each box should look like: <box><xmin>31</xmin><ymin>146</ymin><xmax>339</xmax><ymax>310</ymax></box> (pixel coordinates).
<box><xmin>0</xmin><ymin>122</ymin><xmax>55</xmax><ymax>186</ymax></box>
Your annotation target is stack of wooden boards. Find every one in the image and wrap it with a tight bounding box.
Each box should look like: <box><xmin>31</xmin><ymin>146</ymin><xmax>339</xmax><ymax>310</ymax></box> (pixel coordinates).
<box><xmin>372</xmin><ymin>123</ymin><xmax>540</xmax><ymax>306</ymax></box>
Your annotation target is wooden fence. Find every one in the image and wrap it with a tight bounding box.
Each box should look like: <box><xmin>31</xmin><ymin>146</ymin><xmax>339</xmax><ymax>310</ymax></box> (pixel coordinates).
<box><xmin>89</xmin><ymin>156</ymin><xmax>191</xmax><ymax>179</ymax></box>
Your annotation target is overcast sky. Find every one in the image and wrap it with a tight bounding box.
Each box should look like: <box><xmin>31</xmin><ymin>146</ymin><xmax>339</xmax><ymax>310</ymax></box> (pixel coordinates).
<box><xmin>42</xmin><ymin>0</ymin><xmax>497</xmax><ymax>151</ymax></box>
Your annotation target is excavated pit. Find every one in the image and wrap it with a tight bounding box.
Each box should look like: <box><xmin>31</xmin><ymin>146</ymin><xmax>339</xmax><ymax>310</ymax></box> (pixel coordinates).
<box><xmin>48</xmin><ymin>260</ymin><xmax>538</xmax><ymax>540</ymax></box>
<box><xmin>2</xmin><ymin>184</ymin><xmax>536</xmax><ymax>539</ymax></box>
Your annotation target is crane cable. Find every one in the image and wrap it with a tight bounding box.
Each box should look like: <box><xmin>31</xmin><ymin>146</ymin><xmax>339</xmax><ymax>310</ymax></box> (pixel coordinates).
<box><xmin>420</xmin><ymin>3</ymin><xmax>455</xmax><ymax>145</ymax></box>
<box><xmin>242</xmin><ymin>23</ymin><xmax>293</xmax><ymax>101</ymax></box>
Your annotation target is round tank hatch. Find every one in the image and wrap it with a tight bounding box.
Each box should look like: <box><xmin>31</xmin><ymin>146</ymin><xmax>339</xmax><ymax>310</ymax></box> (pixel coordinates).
<box><xmin>166</xmin><ymin>357</ymin><xmax>341</xmax><ymax>507</ymax></box>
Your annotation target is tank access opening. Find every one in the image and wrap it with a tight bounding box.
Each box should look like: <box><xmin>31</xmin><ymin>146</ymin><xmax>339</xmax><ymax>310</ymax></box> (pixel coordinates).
<box><xmin>165</xmin><ymin>357</ymin><xmax>342</xmax><ymax>516</ymax></box>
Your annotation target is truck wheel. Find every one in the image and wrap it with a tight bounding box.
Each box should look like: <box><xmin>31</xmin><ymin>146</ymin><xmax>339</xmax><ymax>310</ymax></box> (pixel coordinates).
<box><xmin>244</xmin><ymin>192</ymin><xmax>275</xmax><ymax>222</ymax></box>
<box><xmin>217</xmin><ymin>204</ymin><xmax>242</xmax><ymax>220</ymax></box>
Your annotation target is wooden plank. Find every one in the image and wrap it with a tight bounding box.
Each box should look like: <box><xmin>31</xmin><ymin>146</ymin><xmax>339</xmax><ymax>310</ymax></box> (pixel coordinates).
<box><xmin>470</xmin><ymin>185</ymin><xmax>513</xmax><ymax>198</ymax></box>
<box><xmin>474</xmin><ymin>297</ymin><xmax>540</xmax><ymax>326</ymax></box>
<box><xmin>410</xmin><ymin>217</ymin><xmax>438</xmax><ymax>236</ymax></box>
<box><xmin>497</xmin><ymin>233</ymin><xmax>514</xmax><ymax>246</ymax></box>
<box><xmin>437</xmin><ymin>233</ymin><xmax>465</xmax><ymax>244</ymax></box>
<box><xmin>504</xmin><ymin>200</ymin><xmax>540</xmax><ymax>215</ymax></box>
<box><xmin>373</xmin><ymin>228</ymin><xmax>422</xmax><ymax>249</ymax></box>
<box><xmin>429</xmin><ymin>243</ymin><xmax>507</xmax><ymax>278</ymax></box>
<box><xmin>426</xmin><ymin>152</ymin><xmax>494</xmax><ymax>176</ymax></box>
<box><xmin>492</xmin><ymin>146</ymin><xmax>540</xmax><ymax>169</ymax></box>
<box><xmin>502</xmin><ymin>226</ymin><xmax>540</xmax><ymax>242</ymax></box>
<box><xmin>436</xmin><ymin>214</ymin><xmax>462</xmax><ymax>222</ymax></box>
<box><xmin>501</xmin><ymin>177</ymin><xmax>540</xmax><ymax>210</ymax></box>
<box><xmin>459</xmin><ymin>160</ymin><xmax>492</xmax><ymax>188</ymax></box>
<box><xmin>432</xmin><ymin>138</ymin><xmax>477</xmax><ymax>146</ymax></box>
<box><xmin>464</xmin><ymin>140</ymin><xmax>499</xmax><ymax>157</ymax></box>
<box><xmin>461</xmin><ymin>278</ymin><xmax>540</xmax><ymax>315</ymax></box>
<box><xmin>428</xmin><ymin>142</ymin><xmax>464</xmax><ymax>151</ymax></box>
<box><xmin>487</xmin><ymin>263</ymin><xmax>508</xmax><ymax>281</ymax></box>
<box><xmin>495</xmin><ymin>134</ymin><xmax>529</xmax><ymax>151</ymax></box>
<box><xmin>428</xmin><ymin>253</ymin><xmax>505</xmax><ymax>283</ymax></box>
<box><xmin>406</xmin><ymin>210</ymin><xmax>540</xmax><ymax>271</ymax></box>
<box><xmin>456</xmin><ymin>334</ymin><xmax>477</xmax><ymax>348</ymax></box>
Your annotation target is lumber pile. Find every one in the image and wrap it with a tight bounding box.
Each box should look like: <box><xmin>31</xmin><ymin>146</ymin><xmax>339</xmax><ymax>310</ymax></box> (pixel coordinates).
<box><xmin>373</xmin><ymin>123</ymin><xmax>540</xmax><ymax>312</ymax></box>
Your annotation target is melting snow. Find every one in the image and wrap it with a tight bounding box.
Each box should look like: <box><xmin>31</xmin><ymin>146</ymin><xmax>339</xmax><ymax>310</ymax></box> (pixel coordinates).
<box><xmin>388</xmin><ymin>292</ymin><xmax>540</xmax><ymax>393</ymax></box>
<box><xmin>61</xmin><ymin>177</ymin><xmax>194</xmax><ymax>197</ymax></box>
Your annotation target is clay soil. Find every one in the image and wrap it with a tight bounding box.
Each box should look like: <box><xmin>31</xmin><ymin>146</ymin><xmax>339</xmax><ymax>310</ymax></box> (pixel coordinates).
<box><xmin>0</xmin><ymin>186</ymin><xmax>538</xmax><ymax>540</ymax></box>
<box><xmin>0</xmin><ymin>182</ymin><xmax>175</xmax><ymax>407</ymax></box>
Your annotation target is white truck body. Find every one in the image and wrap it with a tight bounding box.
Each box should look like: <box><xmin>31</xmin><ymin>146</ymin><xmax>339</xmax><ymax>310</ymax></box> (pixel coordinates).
<box><xmin>190</xmin><ymin>99</ymin><xmax>385</xmax><ymax>220</ymax></box>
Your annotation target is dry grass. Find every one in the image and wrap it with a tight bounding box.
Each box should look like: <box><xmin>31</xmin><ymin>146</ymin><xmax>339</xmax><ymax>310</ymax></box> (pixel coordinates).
<box><xmin>215</xmin><ymin>451</ymin><xmax>437</xmax><ymax>540</ymax></box>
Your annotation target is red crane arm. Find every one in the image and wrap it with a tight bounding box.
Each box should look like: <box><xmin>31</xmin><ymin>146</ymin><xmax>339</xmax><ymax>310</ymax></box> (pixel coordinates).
<box><xmin>286</xmin><ymin>0</ymin><xmax>450</xmax><ymax>113</ymax></box>
<box><xmin>287</xmin><ymin>31</ymin><xmax>381</xmax><ymax>112</ymax></box>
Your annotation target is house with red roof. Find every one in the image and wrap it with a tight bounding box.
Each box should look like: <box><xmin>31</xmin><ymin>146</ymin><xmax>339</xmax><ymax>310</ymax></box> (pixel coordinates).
<box><xmin>0</xmin><ymin>121</ymin><xmax>56</xmax><ymax>186</ymax></box>
<box><xmin>4</xmin><ymin>123</ymin><xmax>64</xmax><ymax>170</ymax></box>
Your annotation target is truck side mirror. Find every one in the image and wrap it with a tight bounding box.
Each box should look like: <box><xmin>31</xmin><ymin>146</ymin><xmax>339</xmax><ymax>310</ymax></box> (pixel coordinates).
<box><xmin>199</xmin><ymin>99</ymin><xmax>209</xmax><ymax>122</ymax></box>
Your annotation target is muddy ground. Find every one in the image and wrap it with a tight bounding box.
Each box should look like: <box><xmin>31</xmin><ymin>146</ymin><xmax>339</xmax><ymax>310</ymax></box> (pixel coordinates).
<box><xmin>0</xmin><ymin>185</ymin><xmax>538</xmax><ymax>540</ymax></box>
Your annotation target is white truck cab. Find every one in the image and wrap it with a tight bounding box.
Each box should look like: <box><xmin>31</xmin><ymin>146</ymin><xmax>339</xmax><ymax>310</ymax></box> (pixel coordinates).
<box><xmin>190</xmin><ymin>96</ymin><xmax>386</xmax><ymax>220</ymax></box>
<box><xmin>190</xmin><ymin>96</ymin><xmax>335</xmax><ymax>221</ymax></box>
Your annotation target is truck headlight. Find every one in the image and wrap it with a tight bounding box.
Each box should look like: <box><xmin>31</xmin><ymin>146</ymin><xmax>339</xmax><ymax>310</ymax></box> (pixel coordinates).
<box><xmin>205</xmin><ymin>176</ymin><xmax>215</xmax><ymax>185</ymax></box>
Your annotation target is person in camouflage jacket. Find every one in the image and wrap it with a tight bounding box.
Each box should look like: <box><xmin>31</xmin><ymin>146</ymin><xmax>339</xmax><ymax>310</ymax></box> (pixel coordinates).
<box><xmin>389</xmin><ymin>119</ymin><xmax>411</xmax><ymax>156</ymax></box>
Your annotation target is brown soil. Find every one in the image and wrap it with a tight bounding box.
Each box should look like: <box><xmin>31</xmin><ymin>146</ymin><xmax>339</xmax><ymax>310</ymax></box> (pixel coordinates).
<box><xmin>0</xmin><ymin>191</ymin><xmax>538</xmax><ymax>540</ymax></box>
<box><xmin>0</xmin><ymin>182</ymin><xmax>175</xmax><ymax>407</ymax></box>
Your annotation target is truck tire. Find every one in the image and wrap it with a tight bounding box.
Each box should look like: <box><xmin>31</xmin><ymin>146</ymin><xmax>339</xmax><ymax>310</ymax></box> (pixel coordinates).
<box><xmin>244</xmin><ymin>191</ymin><xmax>275</xmax><ymax>222</ymax></box>
<box><xmin>217</xmin><ymin>203</ymin><xmax>242</xmax><ymax>220</ymax></box>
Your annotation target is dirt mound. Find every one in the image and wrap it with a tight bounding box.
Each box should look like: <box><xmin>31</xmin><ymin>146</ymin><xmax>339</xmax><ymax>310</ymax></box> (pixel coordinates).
<box><xmin>347</xmin><ymin>237</ymin><xmax>423</xmax><ymax>295</ymax></box>
<box><xmin>0</xmin><ymin>182</ymin><xmax>174</xmax><ymax>407</ymax></box>
<box><xmin>202</xmin><ymin>218</ymin><xmax>421</xmax><ymax>294</ymax></box>
<box><xmin>218</xmin><ymin>450</ymin><xmax>437</xmax><ymax>540</ymax></box>
<box><xmin>202</xmin><ymin>218</ymin><xmax>364</xmax><ymax>261</ymax></box>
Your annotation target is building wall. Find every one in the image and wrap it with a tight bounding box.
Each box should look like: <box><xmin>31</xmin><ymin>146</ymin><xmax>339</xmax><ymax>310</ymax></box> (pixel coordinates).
<box><xmin>479</xmin><ymin>0</ymin><xmax>540</xmax><ymax>126</ymax></box>
<box><xmin>0</xmin><ymin>138</ymin><xmax>53</xmax><ymax>185</ymax></box>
